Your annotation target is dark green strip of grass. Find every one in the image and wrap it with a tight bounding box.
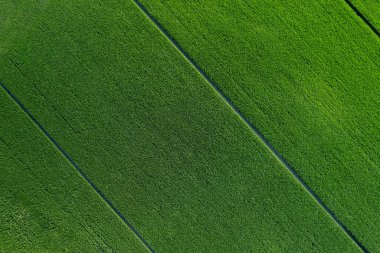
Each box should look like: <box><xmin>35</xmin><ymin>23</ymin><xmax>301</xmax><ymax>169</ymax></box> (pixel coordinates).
<box><xmin>349</xmin><ymin>0</ymin><xmax>380</xmax><ymax>34</ymax></box>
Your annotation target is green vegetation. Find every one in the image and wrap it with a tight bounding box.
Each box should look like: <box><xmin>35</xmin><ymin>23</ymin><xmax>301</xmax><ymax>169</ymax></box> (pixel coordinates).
<box><xmin>350</xmin><ymin>0</ymin><xmax>380</xmax><ymax>32</ymax></box>
<box><xmin>0</xmin><ymin>0</ymin><xmax>365</xmax><ymax>252</ymax></box>
<box><xmin>138</xmin><ymin>0</ymin><xmax>380</xmax><ymax>251</ymax></box>
<box><xmin>0</xmin><ymin>89</ymin><xmax>147</xmax><ymax>252</ymax></box>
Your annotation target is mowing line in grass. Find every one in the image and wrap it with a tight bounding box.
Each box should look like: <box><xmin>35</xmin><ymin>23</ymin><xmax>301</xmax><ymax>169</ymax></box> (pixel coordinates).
<box><xmin>343</xmin><ymin>0</ymin><xmax>380</xmax><ymax>37</ymax></box>
<box><xmin>0</xmin><ymin>81</ymin><xmax>156</xmax><ymax>253</ymax></box>
<box><xmin>132</xmin><ymin>1</ymin><xmax>368</xmax><ymax>252</ymax></box>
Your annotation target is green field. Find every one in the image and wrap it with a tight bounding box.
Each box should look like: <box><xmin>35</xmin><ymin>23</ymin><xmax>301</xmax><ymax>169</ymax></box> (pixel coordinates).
<box><xmin>0</xmin><ymin>89</ymin><xmax>147</xmax><ymax>252</ymax></box>
<box><xmin>137</xmin><ymin>0</ymin><xmax>380</xmax><ymax>251</ymax></box>
<box><xmin>350</xmin><ymin>0</ymin><xmax>380</xmax><ymax>32</ymax></box>
<box><xmin>1</xmin><ymin>0</ymin><xmax>378</xmax><ymax>252</ymax></box>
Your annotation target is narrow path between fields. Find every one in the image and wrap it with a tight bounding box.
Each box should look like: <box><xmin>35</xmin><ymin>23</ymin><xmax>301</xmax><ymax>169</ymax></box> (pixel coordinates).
<box><xmin>343</xmin><ymin>0</ymin><xmax>380</xmax><ymax>37</ymax></box>
<box><xmin>131</xmin><ymin>1</ymin><xmax>369</xmax><ymax>252</ymax></box>
<box><xmin>0</xmin><ymin>82</ymin><xmax>156</xmax><ymax>253</ymax></box>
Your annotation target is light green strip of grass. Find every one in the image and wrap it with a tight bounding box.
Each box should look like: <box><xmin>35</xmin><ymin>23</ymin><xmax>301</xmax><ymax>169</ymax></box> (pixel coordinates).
<box><xmin>0</xmin><ymin>89</ymin><xmax>148</xmax><ymax>252</ymax></box>
<box><xmin>350</xmin><ymin>0</ymin><xmax>380</xmax><ymax>32</ymax></box>
<box><xmin>136</xmin><ymin>0</ymin><xmax>380</xmax><ymax>251</ymax></box>
<box><xmin>0</xmin><ymin>0</ymin><xmax>363</xmax><ymax>252</ymax></box>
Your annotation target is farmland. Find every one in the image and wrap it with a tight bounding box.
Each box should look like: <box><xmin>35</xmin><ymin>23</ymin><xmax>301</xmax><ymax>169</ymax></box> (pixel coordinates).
<box><xmin>0</xmin><ymin>89</ymin><xmax>147</xmax><ymax>252</ymax></box>
<box><xmin>349</xmin><ymin>0</ymin><xmax>380</xmax><ymax>33</ymax></box>
<box><xmin>1</xmin><ymin>0</ymin><xmax>378</xmax><ymax>252</ymax></box>
<box><xmin>137</xmin><ymin>0</ymin><xmax>380</xmax><ymax>251</ymax></box>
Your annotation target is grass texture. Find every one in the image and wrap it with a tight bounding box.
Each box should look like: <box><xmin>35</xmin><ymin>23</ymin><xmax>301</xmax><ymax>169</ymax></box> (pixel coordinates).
<box><xmin>350</xmin><ymin>0</ymin><xmax>380</xmax><ymax>32</ymax></box>
<box><xmin>138</xmin><ymin>0</ymin><xmax>380</xmax><ymax>251</ymax></box>
<box><xmin>0</xmin><ymin>89</ymin><xmax>147</xmax><ymax>252</ymax></box>
<box><xmin>0</xmin><ymin>0</ymin><xmax>363</xmax><ymax>252</ymax></box>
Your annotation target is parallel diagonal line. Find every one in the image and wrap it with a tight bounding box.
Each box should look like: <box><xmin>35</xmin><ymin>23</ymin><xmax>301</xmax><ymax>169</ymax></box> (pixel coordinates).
<box><xmin>131</xmin><ymin>1</ymin><xmax>369</xmax><ymax>252</ymax></box>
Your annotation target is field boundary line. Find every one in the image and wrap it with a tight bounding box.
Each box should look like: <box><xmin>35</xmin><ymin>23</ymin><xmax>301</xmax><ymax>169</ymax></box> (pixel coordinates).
<box><xmin>343</xmin><ymin>0</ymin><xmax>380</xmax><ymax>37</ymax></box>
<box><xmin>131</xmin><ymin>1</ymin><xmax>368</xmax><ymax>252</ymax></box>
<box><xmin>0</xmin><ymin>82</ymin><xmax>156</xmax><ymax>253</ymax></box>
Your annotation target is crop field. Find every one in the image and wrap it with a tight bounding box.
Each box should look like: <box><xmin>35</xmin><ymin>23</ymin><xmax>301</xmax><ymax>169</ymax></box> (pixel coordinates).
<box><xmin>0</xmin><ymin>89</ymin><xmax>147</xmax><ymax>252</ymax></box>
<box><xmin>349</xmin><ymin>0</ymin><xmax>380</xmax><ymax>33</ymax></box>
<box><xmin>0</xmin><ymin>0</ymin><xmax>378</xmax><ymax>252</ymax></box>
<box><xmin>138</xmin><ymin>0</ymin><xmax>380</xmax><ymax>251</ymax></box>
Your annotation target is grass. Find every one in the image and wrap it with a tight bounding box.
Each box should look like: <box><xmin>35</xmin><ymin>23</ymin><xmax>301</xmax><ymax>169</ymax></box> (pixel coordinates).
<box><xmin>0</xmin><ymin>89</ymin><xmax>147</xmax><ymax>252</ymax></box>
<box><xmin>138</xmin><ymin>0</ymin><xmax>380</xmax><ymax>251</ymax></box>
<box><xmin>350</xmin><ymin>0</ymin><xmax>380</xmax><ymax>32</ymax></box>
<box><xmin>0</xmin><ymin>0</ymin><xmax>365</xmax><ymax>252</ymax></box>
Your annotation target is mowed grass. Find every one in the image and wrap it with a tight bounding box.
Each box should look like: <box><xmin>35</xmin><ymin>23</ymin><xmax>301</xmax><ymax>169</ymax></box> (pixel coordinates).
<box><xmin>0</xmin><ymin>90</ymin><xmax>147</xmax><ymax>252</ymax></box>
<box><xmin>350</xmin><ymin>0</ymin><xmax>380</xmax><ymax>32</ymax></box>
<box><xmin>0</xmin><ymin>0</ymin><xmax>362</xmax><ymax>252</ymax></box>
<box><xmin>138</xmin><ymin>0</ymin><xmax>380</xmax><ymax>251</ymax></box>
